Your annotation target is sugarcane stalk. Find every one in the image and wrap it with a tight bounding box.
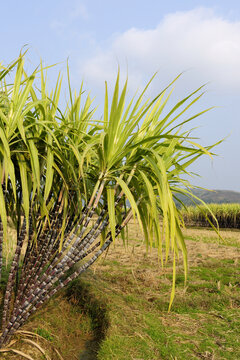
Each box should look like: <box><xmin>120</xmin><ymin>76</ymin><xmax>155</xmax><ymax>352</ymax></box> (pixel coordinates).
<box><xmin>1</xmin><ymin>218</ymin><xmax>26</xmax><ymax>331</ymax></box>
<box><xmin>0</xmin><ymin>219</ymin><xmax>3</xmax><ymax>282</ymax></box>
<box><xmin>16</xmin><ymin>192</ymin><xmax>65</xmax><ymax>301</ymax></box>
<box><xmin>0</xmin><ymin>172</ymin><xmax>134</xmax><ymax>346</ymax></box>
<box><xmin>26</xmin><ymin>179</ymin><xmax>129</xmax><ymax>299</ymax></box>
<box><xmin>0</xmin><ymin>208</ymin><xmax>133</xmax><ymax>347</ymax></box>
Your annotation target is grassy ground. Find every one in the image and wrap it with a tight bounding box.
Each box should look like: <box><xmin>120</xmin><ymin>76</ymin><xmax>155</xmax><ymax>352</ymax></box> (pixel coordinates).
<box><xmin>80</xmin><ymin>223</ymin><xmax>240</xmax><ymax>360</ymax></box>
<box><xmin>0</xmin><ymin>223</ymin><xmax>240</xmax><ymax>359</ymax></box>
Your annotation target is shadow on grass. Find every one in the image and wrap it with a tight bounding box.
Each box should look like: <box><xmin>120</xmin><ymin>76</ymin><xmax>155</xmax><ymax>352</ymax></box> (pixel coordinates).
<box><xmin>66</xmin><ymin>276</ymin><xmax>110</xmax><ymax>360</ymax></box>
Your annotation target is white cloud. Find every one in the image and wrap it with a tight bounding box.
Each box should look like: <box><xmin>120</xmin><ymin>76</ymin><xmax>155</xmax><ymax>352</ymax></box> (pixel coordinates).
<box><xmin>80</xmin><ymin>8</ymin><xmax>240</xmax><ymax>94</ymax></box>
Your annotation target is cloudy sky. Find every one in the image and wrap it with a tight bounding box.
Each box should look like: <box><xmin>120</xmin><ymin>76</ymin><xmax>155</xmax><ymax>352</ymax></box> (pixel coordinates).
<box><xmin>1</xmin><ymin>0</ymin><xmax>240</xmax><ymax>191</ymax></box>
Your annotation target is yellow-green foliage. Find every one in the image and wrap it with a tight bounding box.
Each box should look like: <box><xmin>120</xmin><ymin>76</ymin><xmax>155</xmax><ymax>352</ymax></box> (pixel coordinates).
<box><xmin>181</xmin><ymin>203</ymin><xmax>240</xmax><ymax>228</ymax></box>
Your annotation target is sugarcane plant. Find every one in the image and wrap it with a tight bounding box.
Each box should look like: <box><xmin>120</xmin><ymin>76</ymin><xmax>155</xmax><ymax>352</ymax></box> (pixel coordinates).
<box><xmin>0</xmin><ymin>53</ymin><xmax>220</xmax><ymax>348</ymax></box>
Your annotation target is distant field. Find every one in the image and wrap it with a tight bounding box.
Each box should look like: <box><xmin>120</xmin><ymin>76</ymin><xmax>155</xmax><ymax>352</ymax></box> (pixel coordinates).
<box><xmin>181</xmin><ymin>203</ymin><xmax>240</xmax><ymax>229</ymax></box>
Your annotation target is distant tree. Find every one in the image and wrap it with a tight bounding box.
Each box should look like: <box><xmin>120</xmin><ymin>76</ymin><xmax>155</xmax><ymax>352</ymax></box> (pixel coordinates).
<box><xmin>0</xmin><ymin>53</ymin><xmax>219</xmax><ymax>347</ymax></box>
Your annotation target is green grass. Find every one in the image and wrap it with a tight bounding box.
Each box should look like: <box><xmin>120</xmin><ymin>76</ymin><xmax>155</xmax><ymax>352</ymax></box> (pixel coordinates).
<box><xmin>77</xmin><ymin>230</ymin><xmax>240</xmax><ymax>360</ymax></box>
<box><xmin>184</xmin><ymin>233</ymin><xmax>240</xmax><ymax>248</ymax></box>
<box><xmin>34</xmin><ymin>327</ymin><xmax>54</xmax><ymax>342</ymax></box>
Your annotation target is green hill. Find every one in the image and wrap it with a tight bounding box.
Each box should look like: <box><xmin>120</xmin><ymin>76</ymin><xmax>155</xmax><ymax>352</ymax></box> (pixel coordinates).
<box><xmin>174</xmin><ymin>189</ymin><xmax>240</xmax><ymax>208</ymax></box>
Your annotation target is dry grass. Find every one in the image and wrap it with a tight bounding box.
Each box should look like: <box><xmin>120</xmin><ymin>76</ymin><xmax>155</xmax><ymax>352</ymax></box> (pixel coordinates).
<box><xmin>0</xmin><ymin>293</ymin><xmax>93</xmax><ymax>360</ymax></box>
<box><xmin>100</xmin><ymin>221</ymin><xmax>240</xmax><ymax>265</ymax></box>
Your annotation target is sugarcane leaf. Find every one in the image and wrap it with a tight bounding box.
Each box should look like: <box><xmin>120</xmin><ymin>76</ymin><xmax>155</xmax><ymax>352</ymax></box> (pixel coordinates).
<box><xmin>44</xmin><ymin>135</ymin><xmax>54</xmax><ymax>201</ymax></box>
<box><xmin>0</xmin><ymin>348</ymin><xmax>34</xmax><ymax>360</ymax></box>
<box><xmin>28</xmin><ymin>138</ymin><xmax>40</xmax><ymax>189</ymax></box>
<box><xmin>115</xmin><ymin>177</ymin><xmax>143</xmax><ymax>232</ymax></box>
<box><xmin>0</xmin><ymin>181</ymin><xmax>7</xmax><ymax>241</ymax></box>
<box><xmin>107</xmin><ymin>187</ymin><xmax>116</xmax><ymax>243</ymax></box>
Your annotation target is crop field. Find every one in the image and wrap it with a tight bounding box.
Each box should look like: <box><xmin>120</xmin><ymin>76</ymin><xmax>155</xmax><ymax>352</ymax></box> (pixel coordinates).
<box><xmin>0</xmin><ymin>222</ymin><xmax>240</xmax><ymax>359</ymax></box>
<box><xmin>181</xmin><ymin>203</ymin><xmax>240</xmax><ymax>229</ymax></box>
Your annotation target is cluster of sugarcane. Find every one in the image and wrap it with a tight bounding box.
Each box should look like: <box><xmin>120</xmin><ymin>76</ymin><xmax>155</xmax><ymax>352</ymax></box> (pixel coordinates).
<box><xmin>181</xmin><ymin>203</ymin><xmax>240</xmax><ymax>229</ymax></box>
<box><xmin>0</xmin><ymin>53</ymin><xmax>221</xmax><ymax>350</ymax></box>
<box><xmin>0</xmin><ymin>177</ymin><xmax>134</xmax><ymax>347</ymax></box>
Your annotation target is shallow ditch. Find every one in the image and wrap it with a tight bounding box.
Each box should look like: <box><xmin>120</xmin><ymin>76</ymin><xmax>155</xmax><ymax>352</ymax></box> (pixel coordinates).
<box><xmin>66</xmin><ymin>278</ymin><xmax>110</xmax><ymax>360</ymax></box>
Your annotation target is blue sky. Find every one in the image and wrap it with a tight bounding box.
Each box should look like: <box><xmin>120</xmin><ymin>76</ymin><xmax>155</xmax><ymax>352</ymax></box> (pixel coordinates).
<box><xmin>1</xmin><ymin>0</ymin><xmax>240</xmax><ymax>191</ymax></box>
